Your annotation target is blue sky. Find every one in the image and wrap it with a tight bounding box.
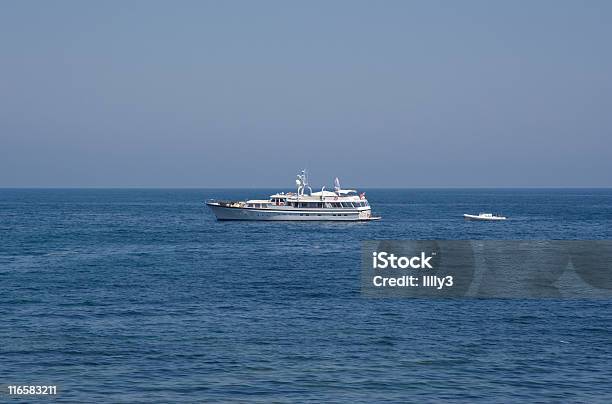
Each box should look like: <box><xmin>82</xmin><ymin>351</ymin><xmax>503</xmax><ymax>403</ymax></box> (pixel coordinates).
<box><xmin>1</xmin><ymin>0</ymin><xmax>611</xmax><ymax>187</ymax></box>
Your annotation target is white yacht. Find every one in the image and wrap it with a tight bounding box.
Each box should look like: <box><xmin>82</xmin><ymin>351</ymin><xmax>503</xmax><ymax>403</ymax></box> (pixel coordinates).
<box><xmin>464</xmin><ymin>213</ymin><xmax>507</xmax><ymax>221</ymax></box>
<box><xmin>207</xmin><ymin>171</ymin><xmax>379</xmax><ymax>221</ymax></box>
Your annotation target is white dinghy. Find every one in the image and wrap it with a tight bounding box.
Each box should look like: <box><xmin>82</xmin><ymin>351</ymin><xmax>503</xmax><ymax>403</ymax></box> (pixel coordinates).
<box><xmin>464</xmin><ymin>213</ymin><xmax>507</xmax><ymax>221</ymax></box>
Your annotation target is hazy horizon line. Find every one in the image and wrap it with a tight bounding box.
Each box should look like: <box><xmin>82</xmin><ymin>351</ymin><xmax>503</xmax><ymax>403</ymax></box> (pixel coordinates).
<box><xmin>2</xmin><ymin>186</ymin><xmax>611</xmax><ymax>190</ymax></box>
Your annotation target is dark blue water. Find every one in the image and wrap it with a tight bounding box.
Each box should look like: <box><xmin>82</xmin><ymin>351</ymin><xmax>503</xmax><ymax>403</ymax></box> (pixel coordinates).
<box><xmin>2</xmin><ymin>189</ymin><xmax>612</xmax><ymax>402</ymax></box>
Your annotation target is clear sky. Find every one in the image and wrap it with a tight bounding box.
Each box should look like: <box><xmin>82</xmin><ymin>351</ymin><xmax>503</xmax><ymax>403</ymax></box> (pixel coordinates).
<box><xmin>1</xmin><ymin>0</ymin><xmax>611</xmax><ymax>187</ymax></box>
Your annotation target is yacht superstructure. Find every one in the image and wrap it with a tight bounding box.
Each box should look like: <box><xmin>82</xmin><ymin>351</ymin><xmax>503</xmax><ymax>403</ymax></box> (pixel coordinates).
<box><xmin>206</xmin><ymin>171</ymin><xmax>379</xmax><ymax>221</ymax></box>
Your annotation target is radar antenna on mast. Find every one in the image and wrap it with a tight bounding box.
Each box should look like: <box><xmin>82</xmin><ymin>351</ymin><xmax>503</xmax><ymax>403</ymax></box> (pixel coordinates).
<box><xmin>296</xmin><ymin>170</ymin><xmax>313</xmax><ymax>197</ymax></box>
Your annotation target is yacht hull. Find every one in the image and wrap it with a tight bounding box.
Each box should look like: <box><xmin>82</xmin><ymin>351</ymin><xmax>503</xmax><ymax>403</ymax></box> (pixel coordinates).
<box><xmin>207</xmin><ymin>203</ymin><xmax>372</xmax><ymax>221</ymax></box>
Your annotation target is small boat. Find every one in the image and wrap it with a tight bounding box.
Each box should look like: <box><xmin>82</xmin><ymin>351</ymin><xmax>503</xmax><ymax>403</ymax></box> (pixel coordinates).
<box><xmin>464</xmin><ymin>213</ymin><xmax>507</xmax><ymax>221</ymax></box>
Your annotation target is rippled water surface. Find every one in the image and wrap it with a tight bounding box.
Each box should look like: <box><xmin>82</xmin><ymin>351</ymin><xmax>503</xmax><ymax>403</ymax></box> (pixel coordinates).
<box><xmin>1</xmin><ymin>189</ymin><xmax>612</xmax><ymax>402</ymax></box>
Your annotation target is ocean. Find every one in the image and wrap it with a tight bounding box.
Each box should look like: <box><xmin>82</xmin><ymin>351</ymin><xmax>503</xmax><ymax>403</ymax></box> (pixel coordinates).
<box><xmin>1</xmin><ymin>188</ymin><xmax>612</xmax><ymax>402</ymax></box>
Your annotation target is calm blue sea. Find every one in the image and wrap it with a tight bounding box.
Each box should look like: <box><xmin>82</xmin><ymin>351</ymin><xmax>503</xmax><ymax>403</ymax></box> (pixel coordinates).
<box><xmin>1</xmin><ymin>189</ymin><xmax>612</xmax><ymax>403</ymax></box>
